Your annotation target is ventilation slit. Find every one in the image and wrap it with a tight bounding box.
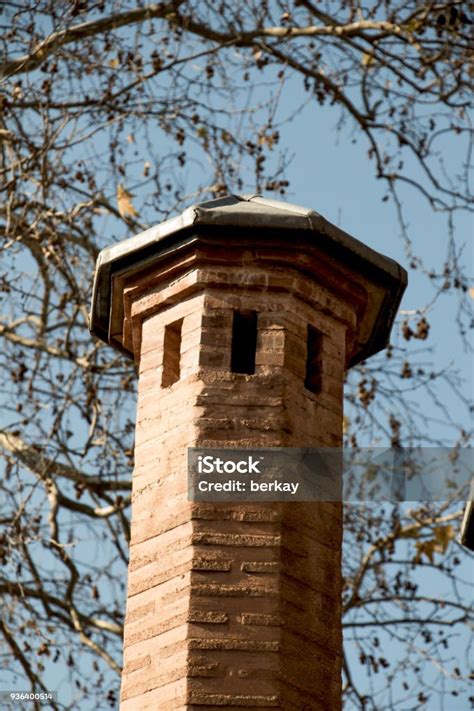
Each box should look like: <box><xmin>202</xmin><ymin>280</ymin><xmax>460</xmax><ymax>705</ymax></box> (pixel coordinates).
<box><xmin>231</xmin><ymin>310</ymin><xmax>258</xmax><ymax>375</ymax></box>
<box><xmin>305</xmin><ymin>325</ymin><xmax>323</xmax><ymax>394</ymax></box>
<box><xmin>161</xmin><ymin>318</ymin><xmax>183</xmax><ymax>387</ymax></box>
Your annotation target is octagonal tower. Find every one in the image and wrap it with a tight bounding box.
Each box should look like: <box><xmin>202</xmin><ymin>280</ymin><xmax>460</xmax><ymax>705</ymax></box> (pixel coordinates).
<box><xmin>90</xmin><ymin>194</ymin><xmax>407</xmax><ymax>710</ymax></box>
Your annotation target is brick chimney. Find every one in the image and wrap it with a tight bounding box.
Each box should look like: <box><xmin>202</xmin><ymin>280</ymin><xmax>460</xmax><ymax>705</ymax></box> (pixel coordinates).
<box><xmin>90</xmin><ymin>195</ymin><xmax>406</xmax><ymax>710</ymax></box>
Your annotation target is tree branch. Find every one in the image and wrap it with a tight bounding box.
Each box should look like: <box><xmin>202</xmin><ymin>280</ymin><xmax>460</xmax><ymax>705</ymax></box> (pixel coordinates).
<box><xmin>0</xmin><ymin>1</ymin><xmax>187</xmax><ymax>78</ymax></box>
<box><xmin>0</xmin><ymin>431</ymin><xmax>132</xmax><ymax>492</ymax></box>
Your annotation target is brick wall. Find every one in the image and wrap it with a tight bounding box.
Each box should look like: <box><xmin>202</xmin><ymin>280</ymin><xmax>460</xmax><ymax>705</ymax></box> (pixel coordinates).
<box><xmin>120</xmin><ymin>246</ymin><xmax>359</xmax><ymax>710</ymax></box>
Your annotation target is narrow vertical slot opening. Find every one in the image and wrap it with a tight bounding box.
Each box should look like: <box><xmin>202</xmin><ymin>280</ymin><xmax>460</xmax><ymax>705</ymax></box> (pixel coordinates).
<box><xmin>231</xmin><ymin>310</ymin><xmax>258</xmax><ymax>375</ymax></box>
<box><xmin>305</xmin><ymin>324</ymin><xmax>323</xmax><ymax>394</ymax></box>
<box><xmin>161</xmin><ymin>318</ymin><xmax>183</xmax><ymax>387</ymax></box>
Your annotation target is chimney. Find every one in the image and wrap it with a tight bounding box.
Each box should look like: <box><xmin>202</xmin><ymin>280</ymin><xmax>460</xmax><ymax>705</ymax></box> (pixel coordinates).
<box><xmin>90</xmin><ymin>194</ymin><xmax>407</xmax><ymax>710</ymax></box>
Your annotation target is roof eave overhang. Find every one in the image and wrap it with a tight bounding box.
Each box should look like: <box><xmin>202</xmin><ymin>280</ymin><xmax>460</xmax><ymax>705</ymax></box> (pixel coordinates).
<box><xmin>90</xmin><ymin>202</ymin><xmax>407</xmax><ymax>368</ymax></box>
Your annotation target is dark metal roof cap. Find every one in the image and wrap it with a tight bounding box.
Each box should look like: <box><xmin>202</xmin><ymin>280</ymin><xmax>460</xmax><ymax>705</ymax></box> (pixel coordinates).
<box><xmin>90</xmin><ymin>194</ymin><xmax>407</xmax><ymax>365</ymax></box>
<box><xmin>460</xmin><ymin>493</ymin><xmax>474</xmax><ymax>551</ymax></box>
<box><xmin>93</xmin><ymin>194</ymin><xmax>402</xmax><ymax>274</ymax></box>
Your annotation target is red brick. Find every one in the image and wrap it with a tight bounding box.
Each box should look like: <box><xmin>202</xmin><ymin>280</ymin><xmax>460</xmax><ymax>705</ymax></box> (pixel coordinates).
<box><xmin>113</xmin><ymin>248</ymin><xmax>374</xmax><ymax>711</ymax></box>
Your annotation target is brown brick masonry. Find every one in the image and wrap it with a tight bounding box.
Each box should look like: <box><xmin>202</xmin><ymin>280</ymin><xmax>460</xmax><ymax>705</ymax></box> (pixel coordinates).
<box><xmin>115</xmin><ymin>241</ymin><xmax>358</xmax><ymax>710</ymax></box>
<box><xmin>107</xmin><ymin>230</ymin><xmax>392</xmax><ymax>710</ymax></box>
<box><xmin>89</xmin><ymin>196</ymin><xmax>405</xmax><ymax>709</ymax></box>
